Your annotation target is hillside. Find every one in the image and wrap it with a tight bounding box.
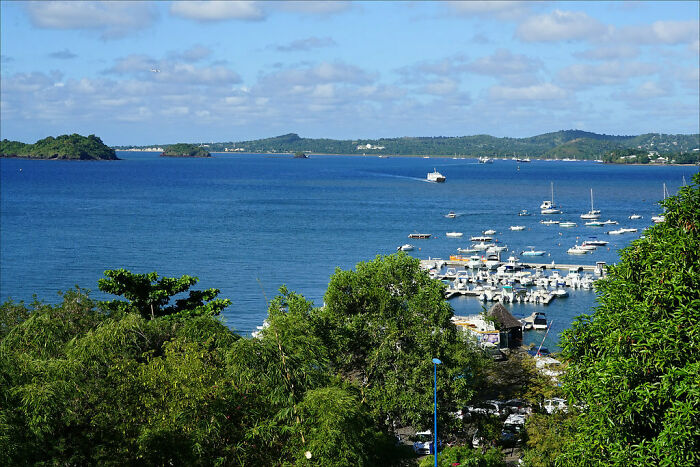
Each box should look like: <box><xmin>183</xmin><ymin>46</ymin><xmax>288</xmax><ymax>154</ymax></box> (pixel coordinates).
<box><xmin>160</xmin><ymin>143</ymin><xmax>210</xmax><ymax>158</ymax></box>
<box><xmin>1</xmin><ymin>134</ymin><xmax>118</xmax><ymax>160</ymax></box>
<box><xmin>115</xmin><ymin>130</ymin><xmax>699</xmax><ymax>160</ymax></box>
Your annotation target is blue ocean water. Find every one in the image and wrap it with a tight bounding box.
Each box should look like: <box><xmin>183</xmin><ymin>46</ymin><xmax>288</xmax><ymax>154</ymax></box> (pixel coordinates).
<box><xmin>1</xmin><ymin>153</ymin><xmax>696</xmax><ymax>349</ymax></box>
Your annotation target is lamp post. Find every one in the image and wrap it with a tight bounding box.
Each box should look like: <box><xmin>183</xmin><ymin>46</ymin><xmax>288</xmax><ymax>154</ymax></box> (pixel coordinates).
<box><xmin>432</xmin><ymin>357</ymin><xmax>442</xmax><ymax>467</ymax></box>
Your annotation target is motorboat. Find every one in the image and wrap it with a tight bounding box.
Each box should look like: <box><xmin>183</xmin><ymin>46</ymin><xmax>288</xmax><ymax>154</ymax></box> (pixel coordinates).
<box><xmin>478</xmin><ymin>156</ymin><xmax>493</xmax><ymax>164</ymax></box>
<box><xmin>427</xmin><ymin>169</ymin><xmax>446</xmax><ymax>183</ymax></box>
<box><xmin>408</xmin><ymin>233</ymin><xmax>431</xmax><ymax>239</ymax></box>
<box><xmin>620</xmin><ymin>228</ymin><xmax>637</xmax><ymax>233</ymax></box>
<box><xmin>484</xmin><ymin>254</ymin><xmax>500</xmax><ymax>269</ymax></box>
<box><xmin>551</xmin><ymin>288</ymin><xmax>568</xmax><ymax>297</ymax></box>
<box><xmin>651</xmin><ymin>215</ymin><xmax>665</xmax><ymax>223</ymax></box>
<box><xmin>510</xmin><ymin>225</ymin><xmax>526</xmax><ymax>231</ymax></box>
<box><xmin>523</xmin><ymin>311</ymin><xmax>548</xmax><ymax>330</ymax></box>
<box><xmin>540</xmin><ymin>182</ymin><xmax>562</xmax><ymax>214</ymax></box>
<box><xmin>446</xmin><ymin>232</ymin><xmax>463</xmax><ymax>237</ymax></box>
<box><xmin>472</xmin><ymin>241</ymin><xmax>494</xmax><ymax>251</ymax></box>
<box><xmin>583</xmin><ymin>238</ymin><xmax>608</xmax><ymax>246</ymax></box>
<box><xmin>486</xmin><ymin>245</ymin><xmax>507</xmax><ymax>253</ymax></box>
<box><xmin>484</xmin><ymin>229</ymin><xmax>497</xmax><ymax>235</ymax></box>
<box><xmin>445</xmin><ymin>211</ymin><xmax>457</xmax><ymax>218</ymax></box>
<box><xmin>585</xmin><ymin>221</ymin><xmax>603</xmax><ymax>226</ymax></box>
<box><xmin>608</xmin><ymin>229</ymin><xmax>626</xmax><ymax>235</ymax></box>
<box><xmin>580</xmin><ymin>188</ymin><xmax>601</xmax><ymax>219</ymax></box>
<box><xmin>540</xmin><ymin>220</ymin><xmax>560</xmax><ymax>225</ymax></box>
<box><xmin>521</xmin><ymin>246</ymin><xmax>546</xmax><ymax>256</ymax></box>
<box><xmin>398</xmin><ymin>244</ymin><xmax>414</xmax><ymax>251</ymax></box>
<box><xmin>629</xmin><ymin>214</ymin><xmax>642</xmax><ymax>220</ymax></box>
<box><xmin>467</xmin><ymin>255</ymin><xmax>483</xmax><ymax>269</ymax></box>
<box><xmin>457</xmin><ymin>247</ymin><xmax>478</xmax><ymax>254</ymax></box>
<box><xmin>579</xmin><ymin>243</ymin><xmax>597</xmax><ymax>251</ymax></box>
<box><xmin>559</xmin><ymin>221</ymin><xmax>577</xmax><ymax>228</ymax></box>
<box><xmin>518</xmin><ymin>210</ymin><xmax>531</xmax><ymax>216</ymax></box>
<box><xmin>470</xmin><ymin>235</ymin><xmax>493</xmax><ymax>242</ymax></box>
<box><xmin>567</xmin><ymin>245</ymin><xmax>589</xmax><ymax>254</ymax></box>
<box><xmin>601</xmin><ymin>219</ymin><xmax>618</xmax><ymax>225</ymax></box>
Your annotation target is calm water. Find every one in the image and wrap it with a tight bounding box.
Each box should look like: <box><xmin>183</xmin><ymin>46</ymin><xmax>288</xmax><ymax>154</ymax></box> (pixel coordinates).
<box><xmin>1</xmin><ymin>153</ymin><xmax>696</xmax><ymax>349</ymax></box>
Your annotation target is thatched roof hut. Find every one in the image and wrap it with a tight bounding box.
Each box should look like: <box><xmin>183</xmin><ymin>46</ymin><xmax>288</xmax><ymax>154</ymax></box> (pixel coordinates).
<box><xmin>487</xmin><ymin>303</ymin><xmax>522</xmax><ymax>330</ymax></box>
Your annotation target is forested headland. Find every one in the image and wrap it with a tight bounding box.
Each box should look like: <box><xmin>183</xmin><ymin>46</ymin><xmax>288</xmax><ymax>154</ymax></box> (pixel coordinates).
<box><xmin>160</xmin><ymin>143</ymin><xmax>211</xmax><ymax>158</ymax></box>
<box><xmin>1</xmin><ymin>174</ymin><xmax>698</xmax><ymax>465</ymax></box>
<box><xmin>0</xmin><ymin>134</ymin><xmax>118</xmax><ymax>160</ymax></box>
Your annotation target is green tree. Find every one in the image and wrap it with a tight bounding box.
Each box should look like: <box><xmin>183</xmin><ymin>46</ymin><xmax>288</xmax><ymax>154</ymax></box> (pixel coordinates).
<box><xmin>98</xmin><ymin>269</ymin><xmax>230</xmax><ymax>319</ymax></box>
<box><xmin>313</xmin><ymin>253</ymin><xmax>481</xmax><ymax>432</ymax></box>
<box><xmin>419</xmin><ymin>445</ymin><xmax>504</xmax><ymax>467</ymax></box>
<box><xmin>559</xmin><ymin>173</ymin><xmax>700</xmax><ymax>465</ymax></box>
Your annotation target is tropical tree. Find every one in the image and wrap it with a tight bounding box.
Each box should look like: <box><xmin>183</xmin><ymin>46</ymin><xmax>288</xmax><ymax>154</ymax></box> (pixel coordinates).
<box><xmin>313</xmin><ymin>253</ymin><xmax>482</xmax><ymax>432</ymax></box>
<box><xmin>559</xmin><ymin>173</ymin><xmax>700</xmax><ymax>465</ymax></box>
<box><xmin>98</xmin><ymin>269</ymin><xmax>230</xmax><ymax>319</ymax></box>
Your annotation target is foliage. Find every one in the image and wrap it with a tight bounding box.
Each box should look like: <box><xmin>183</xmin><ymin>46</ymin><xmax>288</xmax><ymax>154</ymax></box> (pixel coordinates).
<box><xmin>0</xmin><ymin>134</ymin><xmax>118</xmax><ymax>160</ymax></box>
<box><xmin>161</xmin><ymin>143</ymin><xmax>210</xmax><ymax>157</ymax></box>
<box><xmin>559</xmin><ymin>173</ymin><xmax>700</xmax><ymax>465</ymax></box>
<box><xmin>97</xmin><ymin>268</ymin><xmax>231</xmax><ymax>320</ymax></box>
<box><xmin>419</xmin><ymin>445</ymin><xmax>504</xmax><ymax>467</ymax></box>
<box><xmin>522</xmin><ymin>411</ymin><xmax>578</xmax><ymax>467</ymax></box>
<box><xmin>314</xmin><ymin>252</ymin><xmax>483</xmax><ymax>432</ymax></box>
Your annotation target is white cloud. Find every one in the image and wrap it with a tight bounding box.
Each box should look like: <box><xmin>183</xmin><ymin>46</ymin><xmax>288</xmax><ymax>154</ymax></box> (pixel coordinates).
<box><xmin>631</xmin><ymin>81</ymin><xmax>670</xmax><ymax>98</ymax></box>
<box><xmin>446</xmin><ymin>1</ymin><xmax>532</xmax><ymax>20</ymax></box>
<box><xmin>468</xmin><ymin>49</ymin><xmax>542</xmax><ymax>76</ymax></box>
<box><xmin>650</xmin><ymin>20</ymin><xmax>699</xmax><ymax>45</ymax></box>
<box><xmin>420</xmin><ymin>79</ymin><xmax>458</xmax><ymax>96</ymax></box>
<box><xmin>170</xmin><ymin>1</ymin><xmax>265</xmax><ymax>22</ymax></box>
<box><xmin>274</xmin><ymin>1</ymin><xmax>352</xmax><ymax>16</ymax></box>
<box><xmin>574</xmin><ymin>45</ymin><xmax>639</xmax><ymax>61</ymax></box>
<box><xmin>176</xmin><ymin>45</ymin><xmax>213</xmax><ymax>62</ymax></box>
<box><xmin>395</xmin><ymin>54</ymin><xmax>470</xmax><ymax>82</ymax></box>
<box><xmin>517</xmin><ymin>9</ymin><xmax>608</xmax><ymax>42</ymax></box>
<box><xmin>260</xmin><ymin>62</ymin><xmax>376</xmax><ymax>87</ymax></box>
<box><xmin>489</xmin><ymin>83</ymin><xmax>568</xmax><ymax>101</ymax></box>
<box><xmin>558</xmin><ymin>61</ymin><xmax>658</xmax><ymax>88</ymax></box>
<box><xmin>274</xmin><ymin>37</ymin><xmax>337</xmax><ymax>52</ymax></box>
<box><xmin>25</xmin><ymin>1</ymin><xmax>157</xmax><ymax>39</ymax></box>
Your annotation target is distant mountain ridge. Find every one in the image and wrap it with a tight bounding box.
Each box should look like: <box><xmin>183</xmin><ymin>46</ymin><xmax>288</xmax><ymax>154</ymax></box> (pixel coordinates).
<box><xmin>115</xmin><ymin>130</ymin><xmax>699</xmax><ymax>159</ymax></box>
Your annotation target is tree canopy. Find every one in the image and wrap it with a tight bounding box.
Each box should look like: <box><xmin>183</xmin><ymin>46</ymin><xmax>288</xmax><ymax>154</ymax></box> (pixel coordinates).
<box><xmin>559</xmin><ymin>173</ymin><xmax>700</xmax><ymax>465</ymax></box>
<box><xmin>0</xmin><ymin>134</ymin><xmax>118</xmax><ymax>160</ymax></box>
<box><xmin>160</xmin><ymin>143</ymin><xmax>211</xmax><ymax>157</ymax></box>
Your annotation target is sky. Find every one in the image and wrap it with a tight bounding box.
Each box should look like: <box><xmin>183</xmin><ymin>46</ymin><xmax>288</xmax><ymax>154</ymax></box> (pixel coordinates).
<box><xmin>1</xmin><ymin>1</ymin><xmax>698</xmax><ymax>146</ymax></box>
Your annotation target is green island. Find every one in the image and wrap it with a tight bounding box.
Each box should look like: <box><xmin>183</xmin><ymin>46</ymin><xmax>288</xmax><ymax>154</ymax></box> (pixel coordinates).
<box><xmin>115</xmin><ymin>130</ymin><xmax>700</xmax><ymax>162</ymax></box>
<box><xmin>160</xmin><ymin>143</ymin><xmax>211</xmax><ymax>158</ymax></box>
<box><xmin>1</xmin><ymin>174</ymin><xmax>698</xmax><ymax>465</ymax></box>
<box><xmin>0</xmin><ymin>134</ymin><xmax>118</xmax><ymax>160</ymax></box>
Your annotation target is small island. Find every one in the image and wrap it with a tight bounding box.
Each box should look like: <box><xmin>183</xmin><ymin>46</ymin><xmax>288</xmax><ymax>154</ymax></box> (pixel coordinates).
<box><xmin>160</xmin><ymin>143</ymin><xmax>211</xmax><ymax>158</ymax></box>
<box><xmin>0</xmin><ymin>134</ymin><xmax>118</xmax><ymax>160</ymax></box>
<box><xmin>293</xmin><ymin>151</ymin><xmax>309</xmax><ymax>159</ymax></box>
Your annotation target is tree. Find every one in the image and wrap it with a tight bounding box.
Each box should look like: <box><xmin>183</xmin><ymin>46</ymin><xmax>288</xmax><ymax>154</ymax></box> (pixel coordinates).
<box><xmin>98</xmin><ymin>269</ymin><xmax>230</xmax><ymax>320</ymax></box>
<box><xmin>559</xmin><ymin>173</ymin><xmax>700</xmax><ymax>465</ymax></box>
<box><xmin>313</xmin><ymin>253</ymin><xmax>481</xmax><ymax>432</ymax></box>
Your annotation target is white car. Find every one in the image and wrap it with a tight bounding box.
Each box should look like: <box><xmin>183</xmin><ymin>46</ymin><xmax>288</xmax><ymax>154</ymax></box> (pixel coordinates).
<box><xmin>543</xmin><ymin>398</ymin><xmax>568</xmax><ymax>414</ymax></box>
<box><xmin>412</xmin><ymin>430</ymin><xmax>433</xmax><ymax>455</ymax></box>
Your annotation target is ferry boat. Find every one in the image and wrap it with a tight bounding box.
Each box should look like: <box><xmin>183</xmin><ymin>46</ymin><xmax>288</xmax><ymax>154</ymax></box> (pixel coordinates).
<box><xmin>427</xmin><ymin>169</ymin><xmax>446</xmax><ymax>183</ymax></box>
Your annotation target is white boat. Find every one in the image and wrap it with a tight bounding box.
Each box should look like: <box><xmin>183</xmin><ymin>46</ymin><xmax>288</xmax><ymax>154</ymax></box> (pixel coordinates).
<box><xmin>567</xmin><ymin>245</ymin><xmax>589</xmax><ymax>254</ymax></box>
<box><xmin>446</xmin><ymin>232</ymin><xmax>463</xmax><ymax>237</ymax></box>
<box><xmin>478</xmin><ymin>156</ymin><xmax>493</xmax><ymax>164</ymax></box>
<box><xmin>601</xmin><ymin>219</ymin><xmax>618</xmax><ymax>225</ymax></box>
<box><xmin>486</xmin><ymin>244</ymin><xmax>507</xmax><ymax>253</ymax></box>
<box><xmin>484</xmin><ymin>229</ymin><xmax>497</xmax><ymax>235</ymax></box>
<box><xmin>398</xmin><ymin>244</ymin><xmax>414</xmax><ymax>251</ymax></box>
<box><xmin>583</xmin><ymin>238</ymin><xmax>608</xmax><ymax>246</ymax></box>
<box><xmin>620</xmin><ymin>228</ymin><xmax>637</xmax><ymax>233</ymax></box>
<box><xmin>540</xmin><ymin>182</ymin><xmax>562</xmax><ymax>214</ymax></box>
<box><xmin>521</xmin><ymin>247</ymin><xmax>546</xmax><ymax>256</ymax></box>
<box><xmin>579</xmin><ymin>243</ymin><xmax>597</xmax><ymax>251</ymax></box>
<box><xmin>651</xmin><ymin>215</ymin><xmax>665</xmax><ymax>223</ymax></box>
<box><xmin>608</xmin><ymin>229</ymin><xmax>626</xmax><ymax>235</ymax></box>
<box><xmin>510</xmin><ymin>225</ymin><xmax>525</xmax><ymax>231</ymax></box>
<box><xmin>457</xmin><ymin>247</ymin><xmax>478</xmax><ymax>254</ymax></box>
<box><xmin>551</xmin><ymin>288</ymin><xmax>568</xmax><ymax>297</ymax></box>
<box><xmin>445</xmin><ymin>211</ymin><xmax>457</xmax><ymax>218</ymax></box>
<box><xmin>467</xmin><ymin>255</ymin><xmax>483</xmax><ymax>268</ymax></box>
<box><xmin>629</xmin><ymin>214</ymin><xmax>642</xmax><ymax>220</ymax></box>
<box><xmin>472</xmin><ymin>241</ymin><xmax>494</xmax><ymax>251</ymax></box>
<box><xmin>408</xmin><ymin>233</ymin><xmax>431</xmax><ymax>239</ymax></box>
<box><xmin>470</xmin><ymin>235</ymin><xmax>493</xmax><ymax>242</ymax></box>
<box><xmin>484</xmin><ymin>254</ymin><xmax>500</xmax><ymax>269</ymax></box>
<box><xmin>559</xmin><ymin>221</ymin><xmax>577</xmax><ymax>228</ymax></box>
<box><xmin>523</xmin><ymin>311</ymin><xmax>548</xmax><ymax>330</ymax></box>
<box><xmin>585</xmin><ymin>220</ymin><xmax>603</xmax><ymax>226</ymax></box>
<box><xmin>540</xmin><ymin>220</ymin><xmax>560</xmax><ymax>225</ymax></box>
<box><xmin>580</xmin><ymin>188</ymin><xmax>601</xmax><ymax>219</ymax></box>
<box><xmin>427</xmin><ymin>169</ymin><xmax>446</xmax><ymax>183</ymax></box>
<box><xmin>518</xmin><ymin>210</ymin><xmax>531</xmax><ymax>216</ymax></box>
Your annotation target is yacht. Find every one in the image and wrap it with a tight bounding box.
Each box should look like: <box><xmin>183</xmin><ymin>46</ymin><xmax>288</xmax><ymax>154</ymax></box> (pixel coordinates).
<box><xmin>398</xmin><ymin>244</ymin><xmax>414</xmax><ymax>251</ymax></box>
<box><xmin>567</xmin><ymin>245</ymin><xmax>589</xmax><ymax>255</ymax></box>
<box><xmin>521</xmin><ymin>247</ymin><xmax>546</xmax><ymax>256</ymax></box>
<box><xmin>445</xmin><ymin>211</ymin><xmax>457</xmax><ymax>218</ymax></box>
<box><xmin>629</xmin><ymin>214</ymin><xmax>642</xmax><ymax>220</ymax></box>
<box><xmin>470</xmin><ymin>235</ymin><xmax>493</xmax><ymax>242</ymax></box>
<box><xmin>427</xmin><ymin>169</ymin><xmax>446</xmax><ymax>183</ymax></box>
<box><xmin>478</xmin><ymin>156</ymin><xmax>493</xmax><ymax>164</ymax></box>
<box><xmin>483</xmin><ymin>229</ymin><xmax>497</xmax><ymax>235</ymax></box>
<box><xmin>583</xmin><ymin>238</ymin><xmax>608</xmax><ymax>246</ymax></box>
<box><xmin>580</xmin><ymin>188</ymin><xmax>601</xmax><ymax>219</ymax></box>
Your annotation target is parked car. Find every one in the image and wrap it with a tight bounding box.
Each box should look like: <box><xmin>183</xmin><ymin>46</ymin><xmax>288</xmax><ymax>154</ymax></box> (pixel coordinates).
<box><xmin>466</xmin><ymin>401</ymin><xmax>502</xmax><ymax>417</ymax></box>
<box><xmin>412</xmin><ymin>431</ymin><xmax>440</xmax><ymax>455</ymax></box>
<box><xmin>503</xmin><ymin>399</ymin><xmax>532</xmax><ymax>415</ymax></box>
<box><xmin>499</xmin><ymin>414</ymin><xmax>526</xmax><ymax>447</ymax></box>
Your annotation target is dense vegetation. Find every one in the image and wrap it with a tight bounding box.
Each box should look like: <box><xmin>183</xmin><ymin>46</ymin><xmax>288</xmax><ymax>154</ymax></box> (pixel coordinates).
<box><xmin>116</xmin><ymin>130</ymin><xmax>700</xmax><ymax>160</ymax></box>
<box><xmin>0</xmin><ymin>134</ymin><xmax>118</xmax><ymax>160</ymax></box>
<box><xmin>161</xmin><ymin>143</ymin><xmax>210</xmax><ymax>157</ymax></box>
<box><xmin>555</xmin><ymin>172</ymin><xmax>700</xmax><ymax>465</ymax></box>
<box><xmin>0</xmin><ymin>255</ymin><xmax>497</xmax><ymax>465</ymax></box>
<box><xmin>601</xmin><ymin>147</ymin><xmax>700</xmax><ymax>164</ymax></box>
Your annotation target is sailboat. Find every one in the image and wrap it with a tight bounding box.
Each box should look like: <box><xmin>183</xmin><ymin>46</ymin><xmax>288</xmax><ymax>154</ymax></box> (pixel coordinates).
<box><xmin>540</xmin><ymin>182</ymin><xmax>562</xmax><ymax>214</ymax></box>
<box><xmin>580</xmin><ymin>188</ymin><xmax>601</xmax><ymax>219</ymax></box>
<box><xmin>651</xmin><ymin>183</ymin><xmax>668</xmax><ymax>223</ymax></box>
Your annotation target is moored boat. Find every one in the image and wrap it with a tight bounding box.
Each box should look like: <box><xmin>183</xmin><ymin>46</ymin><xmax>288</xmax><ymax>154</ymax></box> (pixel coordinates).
<box><xmin>408</xmin><ymin>233</ymin><xmax>431</xmax><ymax>239</ymax></box>
<box><xmin>446</xmin><ymin>232</ymin><xmax>463</xmax><ymax>237</ymax></box>
<box><xmin>510</xmin><ymin>225</ymin><xmax>526</xmax><ymax>231</ymax></box>
<box><xmin>398</xmin><ymin>244</ymin><xmax>414</xmax><ymax>251</ymax></box>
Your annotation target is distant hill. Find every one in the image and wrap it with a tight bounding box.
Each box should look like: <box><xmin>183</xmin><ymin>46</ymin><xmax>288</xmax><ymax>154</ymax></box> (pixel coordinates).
<box><xmin>115</xmin><ymin>130</ymin><xmax>699</xmax><ymax>160</ymax></box>
<box><xmin>1</xmin><ymin>134</ymin><xmax>118</xmax><ymax>160</ymax></box>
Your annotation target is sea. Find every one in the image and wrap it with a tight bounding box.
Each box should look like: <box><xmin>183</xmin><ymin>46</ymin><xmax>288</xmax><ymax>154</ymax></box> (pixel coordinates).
<box><xmin>1</xmin><ymin>152</ymin><xmax>697</xmax><ymax>350</ymax></box>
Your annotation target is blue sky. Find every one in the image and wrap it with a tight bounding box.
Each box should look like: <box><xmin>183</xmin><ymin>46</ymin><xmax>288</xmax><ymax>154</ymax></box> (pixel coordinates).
<box><xmin>1</xmin><ymin>1</ymin><xmax>698</xmax><ymax>145</ymax></box>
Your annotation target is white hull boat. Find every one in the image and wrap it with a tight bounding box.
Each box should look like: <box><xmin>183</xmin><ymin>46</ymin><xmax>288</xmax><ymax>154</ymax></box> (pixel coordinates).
<box><xmin>510</xmin><ymin>225</ymin><xmax>525</xmax><ymax>231</ymax></box>
<box><xmin>398</xmin><ymin>244</ymin><xmax>414</xmax><ymax>251</ymax></box>
<box><xmin>446</xmin><ymin>232</ymin><xmax>463</xmax><ymax>237</ymax></box>
<box><xmin>427</xmin><ymin>169</ymin><xmax>446</xmax><ymax>183</ymax></box>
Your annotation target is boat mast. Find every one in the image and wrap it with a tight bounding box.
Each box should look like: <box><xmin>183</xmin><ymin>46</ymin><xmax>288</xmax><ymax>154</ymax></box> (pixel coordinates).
<box><xmin>590</xmin><ymin>188</ymin><xmax>594</xmax><ymax>212</ymax></box>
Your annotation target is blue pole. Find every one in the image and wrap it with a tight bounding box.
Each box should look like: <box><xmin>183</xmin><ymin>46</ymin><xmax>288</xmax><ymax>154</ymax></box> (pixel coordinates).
<box><xmin>432</xmin><ymin>358</ymin><xmax>441</xmax><ymax>467</ymax></box>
